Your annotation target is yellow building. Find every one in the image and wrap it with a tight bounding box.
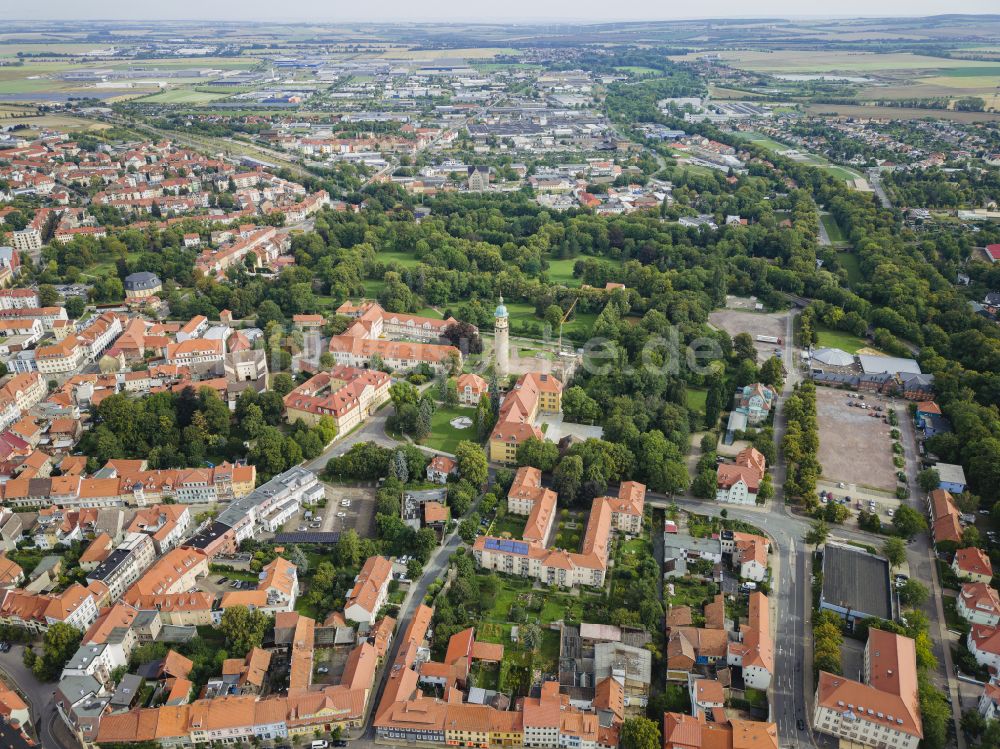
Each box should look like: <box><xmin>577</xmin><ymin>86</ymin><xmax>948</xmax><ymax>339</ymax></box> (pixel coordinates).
<box><xmin>488</xmin><ymin>372</ymin><xmax>562</xmax><ymax>464</ymax></box>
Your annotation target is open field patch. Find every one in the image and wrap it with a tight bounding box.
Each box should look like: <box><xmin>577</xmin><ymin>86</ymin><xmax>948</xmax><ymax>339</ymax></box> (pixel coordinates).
<box><xmin>815</xmin><ymin>386</ymin><xmax>896</xmax><ymax>492</ymax></box>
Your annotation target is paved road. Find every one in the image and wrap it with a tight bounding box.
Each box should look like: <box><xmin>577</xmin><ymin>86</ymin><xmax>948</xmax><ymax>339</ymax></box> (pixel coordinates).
<box><xmin>0</xmin><ymin>645</ymin><xmax>74</xmax><ymax>749</ymax></box>
<box><xmin>358</xmin><ymin>509</ymin><xmax>476</xmax><ymax>741</ymax></box>
<box><xmin>868</xmin><ymin>168</ymin><xmax>893</xmax><ymax>209</ymax></box>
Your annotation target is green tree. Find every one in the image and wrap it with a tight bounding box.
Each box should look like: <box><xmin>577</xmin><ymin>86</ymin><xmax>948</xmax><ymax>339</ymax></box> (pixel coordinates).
<box><xmin>621</xmin><ymin>716</ymin><xmax>661</xmax><ymax>749</ymax></box>
<box><xmin>338</xmin><ymin>528</ymin><xmax>361</xmax><ymax>568</ymax></box>
<box><xmin>455</xmin><ymin>441</ymin><xmax>488</xmax><ymax>488</ymax></box>
<box><xmin>917</xmin><ymin>468</ymin><xmax>940</xmax><ymax>493</ymax></box>
<box><xmin>553</xmin><ymin>456</ymin><xmax>584</xmax><ymax>504</ymax></box>
<box><xmin>219</xmin><ymin>606</ymin><xmax>270</xmax><ymax>653</ymax></box>
<box><xmin>34</xmin><ymin>622</ymin><xmax>82</xmax><ymax>681</ymax></box>
<box><xmin>516</xmin><ymin>436</ymin><xmax>559</xmax><ymax>471</ymax></box>
<box><xmin>899</xmin><ymin>579</ymin><xmax>929</xmax><ymax>606</ymax></box>
<box><xmin>882</xmin><ymin>538</ymin><xmax>907</xmax><ymax>569</ymax></box>
<box><xmin>804</xmin><ymin>520</ymin><xmax>829</xmax><ymax>548</ymax></box>
<box><xmin>892</xmin><ymin>505</ymin><xmax>927</xmax><ymax>539</ymax></box>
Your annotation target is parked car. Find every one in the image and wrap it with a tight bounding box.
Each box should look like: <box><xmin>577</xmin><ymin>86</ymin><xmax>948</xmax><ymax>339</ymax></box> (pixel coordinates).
<box><xmin>337</xmin><ymin>512</ymin><xmax>346</xmax><ymax>518</ymax></box>
<box><xmin>333</xmin><ymin>741</ymin><xmax>348</xmax><ymax>747</ymax></box>
<box><xmin>317</xmin><ymin>666</ymin><xmax>329</xmax><ymax>674</ymax></box>
<box><xmin>797</xmin><ymin>719</ymin><xmax>806</xmax><ymax>731</ymax></box>
<box><xmin>218</xmin><ymin>577</ymin><xmax>229</xmax><ymax>584</ymax></box>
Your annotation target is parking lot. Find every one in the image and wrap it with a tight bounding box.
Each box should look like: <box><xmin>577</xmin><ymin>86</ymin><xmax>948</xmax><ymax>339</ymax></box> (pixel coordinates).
<box><xmin>276</xmin><ymin>482</ymin><xmax>376</xmax><ymax>538</ymax></box>
<box><xmin>816</xmin><ymin>387</ymin><xmax>897</xmax><ymax>492</ymax></box>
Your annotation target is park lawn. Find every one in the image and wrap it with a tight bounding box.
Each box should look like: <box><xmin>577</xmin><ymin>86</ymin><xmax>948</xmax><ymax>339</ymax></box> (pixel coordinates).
<box><xmin>362</xmin><ymin>278</ymin><xmax>385</xmax><ymax>299</ymax></box>
<box><xmin>837</xmin><ymin>252</ymin><xmax>863</xmax><ymax>286</ymax></box>
<box><xmin>823</xmin><ymin>164</ymin><xmax>864</xmax><ymax>182</ymax></box>
<box><xmin>821</xmin><ymin>213</ymin><xmax>846</xmax><ymax>243</ymax></box>
<box><xmin>815</xmin><ymin>325</ymin><xmax>869</xmax><ymax>354</ymax></box>
<box><xmin>415</xmin><ymin>307</ymin><xmax>444</xmax><ymax>319</ymax></box>
<box><xmin>685</xmin><ymin>387</ymin><xmax>708</xmax><ymax>415</ymax></box>
<box><xmin>420</xmin><ymin>405</ymin><xmax>477</xmax><ymax>454</ymax></box>
<box><xmin>562</xmin><ymin>311</ymin><xmax>598</xmax><ymax>336</ymax></box>
<box><xmin>378</xmin><ymin>250</ymin><xmax>422</xmax><ymax>268</ymax></box>
<box><xmin>491</xmin><ymin>514</ymin><xmax>526</xmax><ymax>538</ymax></box>
<box><xmin>545</xmin><ymin>257</ymin><xmax>584</xmax><ymax>286</ymax></box>
<box><xmin>544</xmin><ymin>255</ymin><xmax>624</xmax><ymax>287</ymax></box>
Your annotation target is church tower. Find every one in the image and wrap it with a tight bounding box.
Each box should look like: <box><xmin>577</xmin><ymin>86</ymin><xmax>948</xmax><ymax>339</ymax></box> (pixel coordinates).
<box><xmin>494</xmin><ymin>295</ymin><xmax>509</xmax><ymax>378</ymax></box>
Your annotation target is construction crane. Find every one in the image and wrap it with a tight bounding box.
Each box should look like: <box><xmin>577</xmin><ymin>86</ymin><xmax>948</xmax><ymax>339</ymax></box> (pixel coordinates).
<box><xmin>557</xmin><ymin>296</ymin><xmax>579</xmax><ymax>355</ymax></box>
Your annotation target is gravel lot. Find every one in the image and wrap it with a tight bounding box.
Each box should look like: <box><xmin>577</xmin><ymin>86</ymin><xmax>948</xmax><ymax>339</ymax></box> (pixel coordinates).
<box><xmin>816</xmin><ymin>386</ymin><xmax>896</xmax><ymax>492</ymax></box>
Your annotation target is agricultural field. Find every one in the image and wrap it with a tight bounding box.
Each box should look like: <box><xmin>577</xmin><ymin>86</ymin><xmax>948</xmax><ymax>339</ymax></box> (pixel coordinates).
<box><xmin>139</xmin><ymin>89</ymin><xmax>230</xmax><ymax>104</ymax></box>
<box><xmin>676</xmin><ymin>49</ymin><xmax>1000</xmax><ymax>74</ymax></box>
<box><xmin>804</xmin><ymin>103</ymin><xmax>1000</xmax><ymax>122</ymax></box>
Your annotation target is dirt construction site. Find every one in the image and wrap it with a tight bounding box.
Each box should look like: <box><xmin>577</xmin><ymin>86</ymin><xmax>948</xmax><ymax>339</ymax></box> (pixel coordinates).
<box><xmin>815</xmin><ymin>386</ymin><xmax>897</xmax><ymax>492</ymax></box>
<box><xmin>708</xmin><ymin>302</ymin><xmax>789</xmax><ymax>361</ymax></box>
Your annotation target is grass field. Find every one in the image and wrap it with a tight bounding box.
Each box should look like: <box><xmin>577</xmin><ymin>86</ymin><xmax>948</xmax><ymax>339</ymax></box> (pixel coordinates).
<box><xmin>421</xmin><ymin>405</ymin><xmax>477</xmax><ymax>454</ymax></box>
<box><xmin>544</xmin><ymin>256</ymin><xmax>622</xmax><ymax>286</ymax></box>
<box><xmin>815</xmin><ymin>325</ymin><xmax>868</xmax><ymax>354</ymax></box>
<box><xmin>823</xmin><ymin>165</ymin><xmax>865</xmax><ymax>182</ymax></box>
<box><xmin>836</xmin><ymin>252</ymin><xmax>863</xmax><ymax>286</ymax></box>
<box><xmin>378</xmin><ymin>250</ymin><xmax>422</xmax><ymax>268</ymax></box>
<box><xmin>685</xmin><ymin>387</ymin><xmax>708</xmax><ymax>415</ymax></box>
<box><xmin>616</xmin><ymin>66</ymin><xmax>660</xmax><ymax>75</ymax></box>
<box><xmin>821</xmin><ymin>214</ymin><xmax>846</xmax><ymax>243</ymax></box>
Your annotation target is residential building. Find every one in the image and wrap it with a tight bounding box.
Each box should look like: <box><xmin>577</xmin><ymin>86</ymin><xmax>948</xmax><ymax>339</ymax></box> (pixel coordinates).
<box><xmin>489</xmin><ymin>372</ymin><xmax>563</xmax><ymax>464</ymax></box>
<box><xmin>953</xmin><ymin>547</ymin><xmax>993</xmax><ymax>584</ymax></box>
<box><xmin>813</xmin><ymin>629</ymin><xmax>922</xmax><ymax>749</ymax></box>
<box><xmin>716</xmin><ymin>448</ymin><xmax>766</xmax><ymax>505</ymax></box>
<box><xmin>456</xmin><ymin>373</ymin><xmax>488</xmax><ymax>405</ymax></box>
<box><xmin>958</xmin><ymin>582</ymin><xmax>1000</xmax><ymax>626</ymax></box>
<box><xmin>968</xmin><ymin>624</ymin><xmax>1000</xmax><ymax>672</ymax></box>
<box><xmin>283</xmin><ymin>365</ymin><xmax>390</xmax><ymax>431</ymax></box>
<box><xmin>732</xmin><ymin>383</ymin><xmax>776</xmax><ymax>425</ymax></box>
<box><xmin>426</xmin><ymin>455</ymin><xmax>458</xmax><ymax>484</ymax></box>
<box><xmin>345</xmin><ymin>555</ymin><xmax>393</xmax><ymax>624</ymax></box>
<box><xmin>85</xmin><ymin>532</ymin><xmax>156</xmax><ymax>602</ymax></box>
<box><xmin>726</xmin><ymin>591</ymin><xmax>773</xmax><ymax>690</ymax></box>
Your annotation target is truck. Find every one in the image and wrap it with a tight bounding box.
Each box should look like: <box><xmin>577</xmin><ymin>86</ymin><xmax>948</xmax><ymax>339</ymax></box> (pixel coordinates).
<box><xmin>755</xmin><ymin>335</ymin><xmax>782</xmax><ymax>344</ymax></box>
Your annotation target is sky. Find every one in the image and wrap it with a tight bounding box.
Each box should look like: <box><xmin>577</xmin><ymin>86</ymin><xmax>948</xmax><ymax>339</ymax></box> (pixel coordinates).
<box><xmin>16</xmin><ymin>1</ymin><xmax>1000</xmax><ymax>23</ymax></box>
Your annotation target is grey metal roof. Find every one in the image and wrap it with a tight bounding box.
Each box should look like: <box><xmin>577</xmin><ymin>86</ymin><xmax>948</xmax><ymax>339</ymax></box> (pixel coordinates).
<box><xmin>821</xmin><ymin>542</ymin><xmax>892</xmax><ymax>620</ymax></box>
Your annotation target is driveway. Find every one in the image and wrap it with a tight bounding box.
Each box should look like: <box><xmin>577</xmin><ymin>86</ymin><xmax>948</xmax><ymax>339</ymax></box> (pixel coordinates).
<box><xmin>0</xmin><ymin>644</ymin><xmax>75</xmax><ymax>749</ymax></box>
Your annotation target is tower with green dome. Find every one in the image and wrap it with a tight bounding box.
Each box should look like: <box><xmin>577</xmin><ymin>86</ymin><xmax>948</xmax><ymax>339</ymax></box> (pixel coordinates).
<box><xmin>494</xmin><ymin>294</ymin><xmax>509</xmax><ymax>377</ymax></box>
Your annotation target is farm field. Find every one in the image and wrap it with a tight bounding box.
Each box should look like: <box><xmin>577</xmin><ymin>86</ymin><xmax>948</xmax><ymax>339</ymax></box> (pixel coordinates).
<box><xmin>7</xmin><ymin>114</ymin><xmax>112</xmax><ymax>132</ymax></box>
<box><xmin>804</xmin><ymin>103</ymin><xmax>1000</xmax><ymax>122</ymax></box>
<box><xmin>675</xmin><ymin>49</ymin><xmax>1000</xmax><ymax>74</ymax></box>
<box><xmin>139</xmin><ymin>89</ymin><xmax>230</xmax><ymax>104</ymax></box>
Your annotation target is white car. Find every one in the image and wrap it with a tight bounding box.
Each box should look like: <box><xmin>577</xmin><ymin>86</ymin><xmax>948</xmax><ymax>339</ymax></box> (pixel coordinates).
<box><xmin>337</xmin><ymin>512</ymin><xmax>346</xmax><ymax>518</ymax></box>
